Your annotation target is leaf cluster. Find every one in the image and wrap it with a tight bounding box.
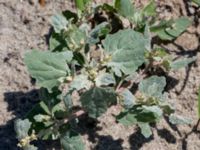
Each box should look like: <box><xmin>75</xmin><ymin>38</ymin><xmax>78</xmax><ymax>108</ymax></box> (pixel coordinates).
<box><xmin>15</xmin><ymin>0</ymin><xmax>196</xmax><ymax>149</ymax></box>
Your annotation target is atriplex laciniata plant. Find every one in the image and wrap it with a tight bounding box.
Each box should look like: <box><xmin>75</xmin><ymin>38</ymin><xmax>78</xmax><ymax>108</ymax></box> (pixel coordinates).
<box><xmin>15</xmin><ymin>0</ymin><xmax>196</xmax><ymax>149</ymax></box>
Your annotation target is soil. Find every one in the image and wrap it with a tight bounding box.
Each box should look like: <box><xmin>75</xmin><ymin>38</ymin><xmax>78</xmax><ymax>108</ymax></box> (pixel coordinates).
<box><xmin>0</xmin><ymin>0</ymin><xmax>200</xmax><ymax>150</ymax></box>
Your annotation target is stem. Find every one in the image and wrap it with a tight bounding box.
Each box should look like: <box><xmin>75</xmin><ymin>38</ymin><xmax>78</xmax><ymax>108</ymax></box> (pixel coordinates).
<box><xmin>62</xmin><ymin>110</ymin><xmax>86</xmax><ymax>124</ymax></box>
<box><xmin>115</xmin><ymin>75</ymin><xmax>127</xmax><ymax>92</ymax></box>
<box><xmin>115</xmin><ymin>62</ymin><xmax>152</xmax><ymax>92</ymax></box>
<box><xmin>126</xmin><ymin>60</ymin><xmax>153</xmax><ymax>89</ymax></box>
<box><xmin>71</xmin><ymin>61</ymin><xmax>76</xmax><ymax>77</ymax></box>
<box><xmin>115</xmin><ymin>79</ymin><xmax>124</xmax><ymax>92</ymax></box>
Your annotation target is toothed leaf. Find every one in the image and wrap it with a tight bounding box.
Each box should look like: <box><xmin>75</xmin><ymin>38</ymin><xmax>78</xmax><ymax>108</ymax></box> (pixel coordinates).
<box><xmin>120</xmin><ymin>89</ymin><xmax>136</xmax><ymax>109</ymax></box>
<box><xmin>88</xmin><ymin>22</ymin><xmax>111</xmax><ymax>45</ymax></box>
<box><xmin>80</xmin><ymin>87</ymin><xmax>117</xmax><ymax>118</ymax></box>
<box><xmin>142</xmin><ymin>0</ymin><xmax>156</xmax><ymax>17</ymax></box>
<box><xmin>24</xmin><ymin>145</ymin><xmax>38</xmax><ymax>150</ymax></box>
<box><xmin>14</xmin><ymin>119</ymin><xmax>31</xmax><ymax>140</ymax></box>
<box><xmin>138</xmin><ymin>123</ymin><xmax>152</xmax><ymax>138</ymax></box>
<box><xmin>70</xmin><ymin>75</ymin><xmax>92</xmax><ymax>91</ymax></box>
<box><xmin>60</xmin><ymin>130</ymin><xmax>85</xmax><ymax>150</ymax></box>
<box><xmin>51</xmin><ymin>14</ymin><xmax>68</xmax><ymax>33</ymax></box>
<box><xmin>170</xmin><ymin>57</ymin><xmax>196</xmax><ymax>70</ymax></box>
<box><xmin>66</xmin><ymin>27</ymin><xmax>86</xmax><ymax>51</ymax></box>
<box><xmin>117</xmin><ymin>105</ymin><xmax>162</xmax><ymax>126</ymax></box>
<box><xmin>103</xmin><ymin>29</ymin><xmax>146</xmax><ymax>76</ymax></box>
<box><xmin>156</xmin><ymin>17</ymin><xmax>191</xmax><ymax>40</ymax></box>
<box><xmin>139</xmin><ymin>76</ymin><xmax>166</xmax><ymax>99</ymax></box>
<box><xmin>24</xmin><ymin>50</ymin><xmax>72</xmax><ymax>92</ymax></box>
<box><xmin>169</xmin><ymin>114</ymin><xmax>192</xmax><ymax>125</ymax></box>
<box><xmin>95</xmin><ymin>72</ymin><xmax>116</xmax><ymax>87</ymax></box>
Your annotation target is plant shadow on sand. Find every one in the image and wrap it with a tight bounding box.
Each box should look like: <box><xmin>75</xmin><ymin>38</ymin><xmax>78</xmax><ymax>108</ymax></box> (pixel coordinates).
<box><xmin>129</xmin><ymin>130</ymin><xmax>153</xmax><ymax>150</ymax></box>
<box><xmin>1</xmin><ymin>89</ymin><xmax>183</xmax><ymax>150</ymax></box>
<box><xmin>2</xmin><ymin>89</ymin><xmax>65</xmax><ymax>150</ymax></box>
<box><xmin>1</xmin><ymin>89</ymin><xmax>39</xmax><ymax>150</ymax></box>
<box><xmin>2</xmin><ymin>89</ymin><xmax>124</xmax><ymax>150</ymax></box>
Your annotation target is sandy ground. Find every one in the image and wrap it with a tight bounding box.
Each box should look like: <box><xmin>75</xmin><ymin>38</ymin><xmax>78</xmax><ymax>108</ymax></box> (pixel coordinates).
<box><xmin>0</xmin><ymin>0</ymin><xmax>200</xmax><ymax>150</ymax></box>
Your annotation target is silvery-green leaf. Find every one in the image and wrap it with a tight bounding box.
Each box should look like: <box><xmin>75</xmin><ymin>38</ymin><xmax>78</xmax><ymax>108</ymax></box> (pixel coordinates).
<box><xmin>34</xmin><ymin>114</ymin><xmax>50</xmax><ymax>122</ymax></box>
<box><xmin>63</xmin><ymin>92</ymin><xmax>73</xmax><ymax>112</ymax></box>
<box><xmin>120</xmin><ymin>89</ymin><xmax>136</xmax><ymax>109</ymax></box>
<box><xmin>142</xmin><ymin>0</ymin><xmax>156</xmax><ymax>17</ymax></box>
<box><xmin>66</xmin><ymin>27</ymin><xmax>86</xmax><ymax>51</ymax></box>
<box><xmin>52</xmin><ymin>102</ymin><xmax>66</xmax><ymax>116</ymax></box>
<box><xmin>49</xmin><ymin>32</ymin><xmax>68</xmax><ymax>51</ymax></box>
<box><xmin>51</xmin><ymin>14</ymin><xmax>68</xmax><ymax>33</ymax></box>
<box><xmin>49</xmin><ymin>33</ymin><xmax>60</xmax><ymax>51</ymax></box>
<box><xmin>139</xmin><ymin>76</ymin><xmax>166</xmax><ymax>99</ymax></box>
<box><xmin>70</xmin><ymin>75</ymin><xmax>92</xmax><ymax>91</ymax></box>
<box><xmin>103</xmin><ymin>29</ymin><xmax>146</xmax><ymax>76</ymax></box>
<box><xmin>38</xmin><ymin>128</ymin><xmax>56</xmax><ymax>140</ymax></box>
<box><xmin>91</xmin><ymin>22</ymin><xmax>110</xmax><ymax>36</ymax></box>
<box><xmin>133</xmin><ymin>11</ymin><xmax>143</xmax><ymax>25</ymax></box>
<box><xmin>80</xmin><ymin>87</ymin><xmax>117</xmax><ymax>118</ymax></box>
<box><xmin>79</xmin><ymin>23</ymin><xmax>90</xmax><ymax>33</ymax></box>
<box><xmin>34</xmin><ymin>114</ymin><xmax>45</xmax><ymax>122</ymax></box>
<box><xmin>160</xmin><ymin>104</ymin><xmax>175</xmax><ymax>115</ymax></box>
<box><xmin>125</xmin><ymin>72</ymin><xmax>138</xmax><ymax>81</ymax></box>
<box><xmin>167</xmin><ymin>17</ymin><xmax>191</xmax><ymax>37</ymax></box>
<box><xmin>116</xmin><ymin>105</ymin><xmax>161</xmax><ymax>126</ymax></box>
<box><xmin>95</xmin><ymin>72</ymin><xmax>116</xmax><ymax>87</ymax></box>
<box><xmin>115</xmin><ymin>0</ymin><xmax>135</xmax><ymax>19</ymax></box>
<box><xmin>88</xmin><ymin>22</ymin><xmax>111</xmax><ymax>45</ymax></box>
<box><xmin>142</xmin><ymin>105</ymin><xmax>163</xmax><ymax>121</ymax></box>
<box><xmin>114</xmin><ymin>0</ymin><xmax>143</xmax><ymax>24</ymax></box>
<box><xmin>24</xmin><ymin>50</ymin><xmax>71</xmax><ymax>92</ymax></box>
<box><xmin>62</xmin><ymin>51</ymin><xmax>73</xmax><ymax>63</ymax></box>
<box><xmin>170</xmin><ymin>57</ymin><xmax>196</xmax><ymax>70</ymax></box>
<box><xmin>112</xmin><ymin>67</ymin><xmax>122</xmax><ymax>77</ymax></box>
<box><xmin>89</xmin><ymin>59</ymin><xmax>98</xmax><ymax>68</ymax></box>
<box><xmin>138</xmin><ymin>123</ymin><xmax>152</xmax><ymax>138</ymax></box>
<box><xmin>60</xmin><ymin>130</ymin><xmax>85</xmax><ymax>150</ymax></box>
<box><xmin>39</xmin><ymin>101</ymin><xmax>52</xmax><ymax>115</ymax></box>
<box><xmin>150</xmin><ymin>19</ymin><xmax>173</xmax><ymax>32</ymax></box>
<box><xmin>24</xmin><ymin>145</ymin><xmax>38</xmax><ymax>150</ymax></box>
<box><xmin>169</xmin><ymin>114</ymin><xmax>192</xmax><ymax>125</ymax></box>
<box><xmin>159</xmin><ymin>92</ymin><xmax>169</xmax><ymax>102</ymax></box>
<box><xmin>116</xmin><ymin>110</ymin><xmax>137</xmax><ymax>126</ymax></box>
<box><xmin>14</xmin><ymin>119</ymin><xmax>31</xmax><ymax>140</ymax></box>
<box><xmin>155</xmin><ymin>29</ymin><xmax>172</xmax><ymax>40</ymax></box>
<box><xmin>156</xmin><ymin>17</ymin><xmax>191</xmax><ymax>40</ymax></box>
